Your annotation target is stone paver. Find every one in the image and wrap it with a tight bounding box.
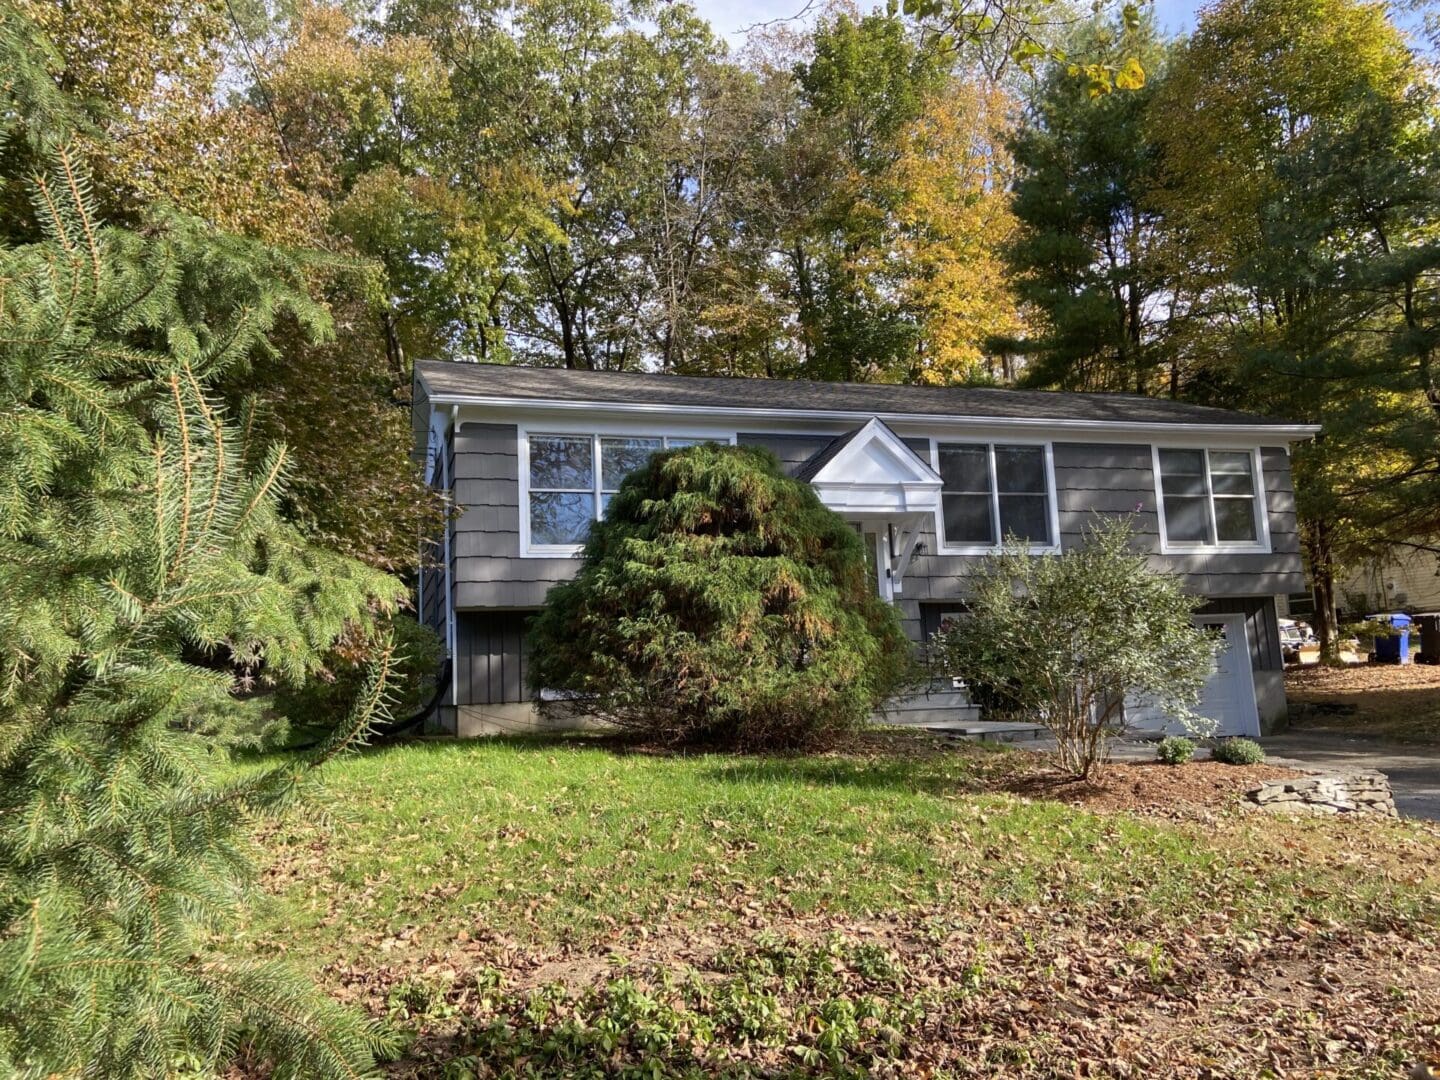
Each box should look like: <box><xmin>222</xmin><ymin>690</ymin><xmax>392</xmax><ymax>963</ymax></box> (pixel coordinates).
<box><xmin>1258</xmin><ymin>732</ymin><xmax>1440</xmax><ymax>822</ymax></box>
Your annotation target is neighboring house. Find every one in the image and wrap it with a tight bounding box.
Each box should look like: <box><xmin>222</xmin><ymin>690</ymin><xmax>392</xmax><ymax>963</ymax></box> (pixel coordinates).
<box><xmin>413</xmin><ymin>362</ymin><xmax>1318</xmax><ymax>738</ymax></box>
<box><xmin>1339</xmin><ymin>543</ymin><xmax>1440</xmax><ymax>617</ymax></box>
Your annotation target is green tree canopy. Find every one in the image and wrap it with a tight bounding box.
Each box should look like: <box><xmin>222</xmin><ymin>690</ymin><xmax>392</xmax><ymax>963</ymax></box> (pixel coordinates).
<box><xmin>1005</xmin><ymin>16</ymin><xmax>1174</xmax><ymax>394</ymax></box>
<box><xmin>1149</xmin><ymin>0</ymin><xmax>1440</xmax><ymax>651</ymax></box>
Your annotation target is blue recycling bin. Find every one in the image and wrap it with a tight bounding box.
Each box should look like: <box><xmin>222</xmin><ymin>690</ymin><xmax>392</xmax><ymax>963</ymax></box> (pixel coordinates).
<box><xmin>1367</xmin><ymin>612</ymin><xmax>1412</xmax><ymax>664</ymax></box>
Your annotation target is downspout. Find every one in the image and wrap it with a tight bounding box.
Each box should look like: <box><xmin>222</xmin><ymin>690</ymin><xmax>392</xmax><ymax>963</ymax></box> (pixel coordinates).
<box><xmin>444</xmin><ymin>404</ymin><xmax>458</xmax><ymax>707</ymax></box>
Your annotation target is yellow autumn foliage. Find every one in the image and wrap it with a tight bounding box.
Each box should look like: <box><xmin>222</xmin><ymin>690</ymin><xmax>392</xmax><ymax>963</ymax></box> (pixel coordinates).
<box><xmin>881</xmin><ymin>79</ymin><xmax>1025</xmax><ymax>384</ymax></box>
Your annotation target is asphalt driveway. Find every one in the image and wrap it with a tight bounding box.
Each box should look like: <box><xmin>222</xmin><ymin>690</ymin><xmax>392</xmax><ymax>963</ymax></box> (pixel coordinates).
<box><xmin>1259</xmin><ymin>731</ymin><xmax>1440</xmax><ymax>822</ymax></box>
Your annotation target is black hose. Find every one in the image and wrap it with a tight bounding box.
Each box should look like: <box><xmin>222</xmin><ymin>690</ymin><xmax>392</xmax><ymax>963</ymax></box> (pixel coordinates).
<box><xmin>285</xmin><ymin>658</ymin><xmax>452</xmax><ymax>751</ymax></box>
<box><xmin>372</xmin><ymin>658</ymin><xmax>452</xmax><ymax>741</ymax></box>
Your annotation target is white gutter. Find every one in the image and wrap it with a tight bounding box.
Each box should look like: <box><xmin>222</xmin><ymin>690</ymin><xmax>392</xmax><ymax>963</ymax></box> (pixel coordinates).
<box><xmin>421</xmin><ymin>389</ymin><xmax>1321</xmax><ymax>440</ymax></box>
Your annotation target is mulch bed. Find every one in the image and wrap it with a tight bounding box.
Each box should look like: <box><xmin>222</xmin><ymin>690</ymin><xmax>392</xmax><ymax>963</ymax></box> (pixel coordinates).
<box><xmin>1002</xmin><ymin>759</ymin><xmax>1303</xmax><ymax>816</ymax></box>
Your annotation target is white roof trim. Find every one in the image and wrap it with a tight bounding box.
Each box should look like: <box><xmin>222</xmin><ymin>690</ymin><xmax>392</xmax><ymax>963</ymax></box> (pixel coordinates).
<box><xmin>807</xmin><ymin>418</ymin><xmax>943</xmax><ymax>519</ymax></box>
<box><xmin>420</xmin><ymin>386</ymin><xmax>1321</xmax><ymax>440</ymax></box>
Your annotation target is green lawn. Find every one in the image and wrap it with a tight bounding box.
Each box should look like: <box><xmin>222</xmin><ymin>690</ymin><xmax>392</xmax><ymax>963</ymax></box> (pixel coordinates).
<box><xmin>247</xmin><ymin>734</ymin><xmax>1440</xmax><ymax>1077</ymax></box>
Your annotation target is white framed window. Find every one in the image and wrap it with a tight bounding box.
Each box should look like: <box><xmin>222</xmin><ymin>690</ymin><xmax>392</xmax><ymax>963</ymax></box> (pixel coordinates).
<box><xmin>931</xmin><ymin>440</ymin><xmax>1059</xmax><ymax>553</ymax></box>
<box><xmin>1152</xmin><ymin>446</ymin><xmax>1270</xmax><ymax>553</ymax></box>
<box><xmin>520</xmin><ymin>430</ymin><xmax>733</xmax><ymax>555</ymax></box>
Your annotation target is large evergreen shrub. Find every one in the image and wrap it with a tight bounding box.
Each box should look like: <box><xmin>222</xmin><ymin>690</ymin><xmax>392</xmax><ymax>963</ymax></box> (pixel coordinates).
<box><xmin>0</xmin><ymin>46</ymin><xmax>403</xmax><ymax>1075</ymax></box>
<box><xmin>528</xmin><ymin>445</ymin><xmax>915</xmax><ymax>748</ymax></box>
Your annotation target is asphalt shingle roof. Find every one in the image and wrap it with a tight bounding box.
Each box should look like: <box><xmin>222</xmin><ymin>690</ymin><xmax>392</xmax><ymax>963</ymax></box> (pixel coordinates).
<box><xmin>415</xmin><ymin>360</ymin><xmax>1308</xmax><ymax>429</ymax></box>
<box><xmin>793</xmin><ymin>426</ymin><xmax>864</xmax><ymax>482</ymax></box>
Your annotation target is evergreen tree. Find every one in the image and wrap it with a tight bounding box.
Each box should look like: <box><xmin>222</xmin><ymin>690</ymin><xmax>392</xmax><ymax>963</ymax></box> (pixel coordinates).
<box><xmin>1005</xmin><ymin>16</ymin><xmax>1174</xmax><ymax>394</ymax></box>
<box><xmin>0</xmin><ymin>106</ymin><xmax>402</xmax><ymax>1080</ymax></box>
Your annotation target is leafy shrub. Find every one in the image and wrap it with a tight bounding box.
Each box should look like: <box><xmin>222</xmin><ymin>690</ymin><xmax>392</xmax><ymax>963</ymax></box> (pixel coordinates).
<box><xmin>527</xmin><ymin>445</ymin><xmax>916</xmax><ymax>749</ymax></box>
<box><xmin>1211</xmin><ymin>737</ymin><xmax>1266</xmax><ymax>765</ymax></box>
<box><xmin>929</xmin><ymin>518</ymin><xmax>1219</xmax><ymax>779</ymax></box>
<box><xmin>1156</xmin><ymin>736</ymin><xmax>1197</xmax><ymax>765</ymax></box>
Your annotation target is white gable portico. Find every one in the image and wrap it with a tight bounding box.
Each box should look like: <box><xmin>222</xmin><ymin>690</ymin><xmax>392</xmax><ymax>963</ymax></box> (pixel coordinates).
<box><xmin>797</xmin><ymin>418</ymin><xmax>942</xmax><ymax>601</ymax></box>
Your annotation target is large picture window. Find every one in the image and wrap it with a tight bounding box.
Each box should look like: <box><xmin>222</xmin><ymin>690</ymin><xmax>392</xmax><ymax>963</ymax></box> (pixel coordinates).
<box><xmin>936</xmin><ymin>442</ymin><xmax>1053</xmax><ymax>549</ymax></box>
<box><xmin>1155</xmin><ymin>448</ymin><xmax>1265</xmax><ymax>548</ymax></box>
<box><xmin>525</xmin><ymin>432</ymin><xmax>726</xmax><ymax>551</ymax></box>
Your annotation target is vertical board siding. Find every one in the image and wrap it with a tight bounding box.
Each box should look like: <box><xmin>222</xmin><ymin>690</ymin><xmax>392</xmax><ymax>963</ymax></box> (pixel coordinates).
<box><xmin>455</xmin><ymin>610</ymin><xmax>537</xmax><ymax>705</ymax></box>
<box><xmin>1196</xmin><ymin>596</ymin><xmax>1283</xmax><ymax>672</ymax></box>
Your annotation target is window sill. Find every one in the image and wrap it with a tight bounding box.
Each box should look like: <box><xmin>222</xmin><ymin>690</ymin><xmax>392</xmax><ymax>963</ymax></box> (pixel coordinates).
<box><xmin>935</xmin><ymin>543</ymin><xmax>1062</xmax><ymax>557</ymax></box>
<box><xmin>1158</xmin><ymin>542</ymin><xmax>1271</xmax><ymax>556</ymax></box>
<box><xmin>521</xmin><ymin>545</ymin><xmax>584</xmax><ymax>559</ymax></box>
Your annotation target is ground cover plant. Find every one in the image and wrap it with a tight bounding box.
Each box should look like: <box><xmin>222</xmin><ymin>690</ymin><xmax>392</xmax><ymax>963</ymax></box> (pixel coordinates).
<box><xmin>248</xmin><ymin>733</ymin><xmax>1440</xmax><ymax>1077</ymax></box>
<box><xmin>528</xmin><ymin>444</ymin><xmax>915</xmax><ymax>749</ymax></box>
<box><xmin>1212</xmin><ymin>737</ymin><xmax>1267</xmax><ymax>765</ymax></box>
<box><xmin>1156</xmin><ymin>735</ymin><xmax>1197</xmax><ymax>764</ymax></box>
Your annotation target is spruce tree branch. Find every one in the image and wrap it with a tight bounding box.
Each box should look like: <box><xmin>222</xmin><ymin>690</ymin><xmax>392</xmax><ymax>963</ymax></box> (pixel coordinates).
<box><xmin>168</xmin><ymin>373</ymin><xmax>195</xmax><ymax>579</ymax></box>
<box><xmin>55</xmin><ymin>146</ymin><xmax>100</xmax><ymax>290</ymax></box>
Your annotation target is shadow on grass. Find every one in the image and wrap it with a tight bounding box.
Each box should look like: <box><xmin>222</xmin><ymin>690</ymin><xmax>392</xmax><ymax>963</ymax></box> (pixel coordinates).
<box><xmin>244</xmin><ymin>726</ymin><xmax>1065</xmax><ymax>804</ymax></box>
<box><xmin>691</xmin><ymin>744</ymin><xmax>1030</xmax><ymax>801</ymax></box>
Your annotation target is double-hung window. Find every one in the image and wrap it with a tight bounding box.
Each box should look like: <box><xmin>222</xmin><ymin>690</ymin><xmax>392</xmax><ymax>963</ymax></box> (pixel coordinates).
<box><xmin>525</xmin><ymin>433</ymin><xmax>724</xmax><ymax>552</ymax></box>
<box><xmin>528</xmin><ymin>435</ymin><xmax>597</xmax><ymax>548</ymax></box>
<box><xmin>935</xmin><ymin>442</ymin><xmax>1053</xmax><ymax>549</ymax></box>
<box><xmin>1154</xmin><ymin>448</ymin><xmax>1266</xmax><ymax>549</ymax></box>
<box><xmin>599</xmin><ymin>437</ymin><xmax>663</xmax><ymax>516</ymax></box>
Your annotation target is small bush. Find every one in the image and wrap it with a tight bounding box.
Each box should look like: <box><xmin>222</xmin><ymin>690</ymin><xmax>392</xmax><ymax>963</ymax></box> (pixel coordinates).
<box><xmin>1211</xmin><ymin>737</ymin><xmax>1266</xmax><ymax>765</ymax></box>
<box><xmin>928</xmin><ymin>518</ymin><xmax>1219</xmax><ymax>779</ymax></box>
<box><xmin>1156</xmin><ymin>736</ymin><xmax>1196</xmax><ymax>765</ymax></box>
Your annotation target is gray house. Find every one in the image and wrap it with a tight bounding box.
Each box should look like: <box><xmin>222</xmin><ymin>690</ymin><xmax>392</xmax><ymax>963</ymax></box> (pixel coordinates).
<box><xmin>413</xmin><ymin>361</ymin><xmax>1318</xmax><ymax>738</ymax></box>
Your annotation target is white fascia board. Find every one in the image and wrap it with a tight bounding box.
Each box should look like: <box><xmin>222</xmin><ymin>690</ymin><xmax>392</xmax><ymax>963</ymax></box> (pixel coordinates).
<box><xmin>807</xmin><ymin>416</ymin><xmax>944</xmax><ymax>485</ymax></box>
<box><xmin>427</xmin><ymin>391</ymin><xmax>1321</xmax><ymax>442</ymax></box>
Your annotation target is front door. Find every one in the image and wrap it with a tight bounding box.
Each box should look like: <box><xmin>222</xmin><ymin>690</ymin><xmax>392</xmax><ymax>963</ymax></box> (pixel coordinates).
<box><xmin>853</xmin><ymin>525</ymin><xmax>895</xmax><ymax>601</ymax></box>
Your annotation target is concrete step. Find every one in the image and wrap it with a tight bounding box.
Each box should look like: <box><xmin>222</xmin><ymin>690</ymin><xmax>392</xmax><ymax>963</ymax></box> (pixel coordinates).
<box><xmin>879</xmin><ymin>688</ymin><xmax>979</xmax><ymax>727</ymax></box>
<box><xmin>923</xmin><ymin>720</ymin><xmax>1049</xmax><ymax>743</ymax></box>
<box><xmin>876</xmin><ymin>687</ymin><xmax>1047</xmax><ymax>742</ymax></box>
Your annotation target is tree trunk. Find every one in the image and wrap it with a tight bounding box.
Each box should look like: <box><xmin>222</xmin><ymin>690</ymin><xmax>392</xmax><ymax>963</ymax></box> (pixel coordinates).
<box><xmin>380</xmin><ymin>307</ymin><xmax>405</xmax><ymax>386</ymax></box>
<box><xmin>1306</xmin><ymin>519</ymin><xmax>1341</xmax><ymax>662</ymax></box>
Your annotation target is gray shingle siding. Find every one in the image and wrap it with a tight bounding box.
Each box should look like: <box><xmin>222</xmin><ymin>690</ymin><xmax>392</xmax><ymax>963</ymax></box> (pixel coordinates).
<box><xmin>450</xmin><ymin>422</ymin><xmax>571</xmax><ymax>609</ymax></box>
<box><xmin>445</xmin><ymin>426</ymin><xmax>1305</xmax><ymax>626</ymax></box>
<box><xmin>736</xmin><ymin>432</ymin><xmax>837</xmax><ymax>470</ymax></box>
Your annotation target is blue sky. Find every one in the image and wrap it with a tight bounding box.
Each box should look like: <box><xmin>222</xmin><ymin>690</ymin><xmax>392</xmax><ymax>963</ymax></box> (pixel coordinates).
<box><xmin>694</xmin><ymin>0</ymin><xmax>1202</xmax><ymax>42</ymax></box>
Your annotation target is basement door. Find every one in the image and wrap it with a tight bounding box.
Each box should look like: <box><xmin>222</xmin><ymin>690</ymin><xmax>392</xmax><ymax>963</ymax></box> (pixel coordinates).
<box><xmin>1124</xmin><ymin>613</ymin><xmax>1261</xmax><ymax>738</ymax></box>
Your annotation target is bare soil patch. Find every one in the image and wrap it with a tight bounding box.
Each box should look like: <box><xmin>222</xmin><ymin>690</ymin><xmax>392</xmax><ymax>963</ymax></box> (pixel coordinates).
<box><xmin>1288</xmin><ymin>663</ymin><xmax>1440</xmax><ymax>743</ymax></box>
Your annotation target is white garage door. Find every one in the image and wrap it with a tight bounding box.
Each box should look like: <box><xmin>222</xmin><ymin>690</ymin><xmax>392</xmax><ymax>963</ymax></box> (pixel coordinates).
<box><xmin>1124</xmin><ymin>613</ymin><xmax>1261</xmax><ymax>738</ymax></box>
